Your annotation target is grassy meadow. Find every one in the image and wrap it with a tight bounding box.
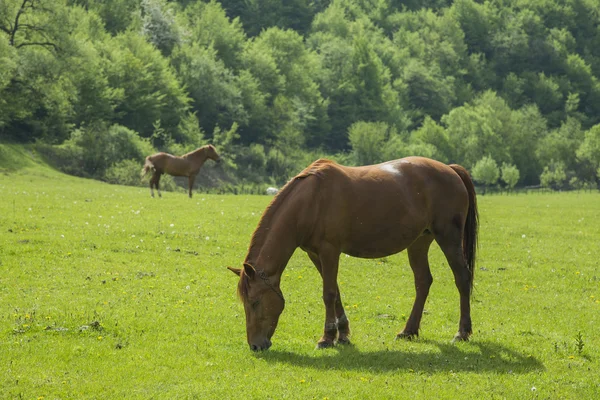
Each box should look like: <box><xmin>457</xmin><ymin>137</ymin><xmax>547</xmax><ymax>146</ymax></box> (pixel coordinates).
<box><xmin>1</xmin><ymin>144</ymin><xmax>599</xmax><ymax>399</ymax></box>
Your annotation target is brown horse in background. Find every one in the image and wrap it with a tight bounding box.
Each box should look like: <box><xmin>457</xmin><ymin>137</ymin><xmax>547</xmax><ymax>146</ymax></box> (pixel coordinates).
<box><xmin>141</xmin><ymin>145</ymin><xmax>220</xmax><ymax>198</ymax></box>
<box><xmin>229</xmin><ymin>157</ymin><xmax>478</xmax><ymax>351</ymax></box>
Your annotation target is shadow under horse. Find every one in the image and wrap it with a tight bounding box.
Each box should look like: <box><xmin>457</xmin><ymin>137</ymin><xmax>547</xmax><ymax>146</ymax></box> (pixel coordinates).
<box><xmin>141</xmin><ymin>145</ymin><xmax>220</xmax><ymax>198</ymax></box>
<box><xmin>229</xmin><ymin>157</ymin><xmax>478</xmax><ymax>351</ymax></box>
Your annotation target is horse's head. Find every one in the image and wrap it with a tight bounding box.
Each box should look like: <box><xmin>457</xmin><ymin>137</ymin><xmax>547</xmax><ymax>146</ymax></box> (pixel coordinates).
<box><xmin>228</xmin><ymin>264</ymin><xmax>285</xmax><ymax>351</ymax></box>
<box><xmin>207</xmin><ymin>145</ymin><xmax>221</xmax><ymax>163</ymax></box>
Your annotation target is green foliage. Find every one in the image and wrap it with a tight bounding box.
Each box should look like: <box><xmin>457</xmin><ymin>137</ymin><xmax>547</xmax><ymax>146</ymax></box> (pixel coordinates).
<box><xmin>443</xmin><ymin>91</ymin><xmax>512</xmax><ymax>168</ymax></box>
<box><xmin>472</xmin><ymin>155</ymin><xmax>499</xmax><ymax>187</ymax></box>
<box><xmin>70</xmin><ymin>0</ymin><xmax>140</xmax><ymax>35</ymax></box>
<box><xmin>540</xmin><ymin>161</ymin><xmax>567</xmax><ymax>189</ymax></box>
<box><xmin>500</xmin><ymin>162</ymin><xmax>520</xmax><ymax>189</ymax></box>
<box><xmin>140</xmin><ymin>0</ymin><xmax>181</xmax><ymax>56</ymax></box>
<box><xmin>348</xmin><ymin>121</ymin><xmax>391</xmax><ymax>165</ymax></box>
<box><xmin>171</xmin><ymin>44</ymin><xmax>247</xmax><ymax>139</ymax></box>
<box><xmin>212</xmin><ymin>122</ymin><xmax>240</xmax><ymax>171</ymax></box>
<box><xmin>409</xmin><ymin>117</ymin><xmax>451</xmax><ymax>163</ymax></box>
<box><xmin>102</xmin><ymin>32</ymin><xmax>190</xmax><ymax>138</ymax></box>
<box><xmin>104</xmin><ymin>159</ymin><xmax>146</xmax><ymax>187</ymax></box>
<box><xmin>218</xmin><ymin>0</ymin><xmax>326</xmax><ymax>37</ymax></box>
<box><xmin>43</xmin><ymin>123</ymin><xmax>153</xmax><ymax>179</ymax></box>
<box><xmin>3</xmin><ymin>0</ymin><xmax>600</xmax><ymax>188</ymax></box>
<box><xmin>577</xmin><ymin>124</ymin><xmax>600</xmax><ymax>179</ymax></box>
<box><xmin>236</xmin><ymin>143</ymin><xmax>267</xmax><ymax>182</ymax></box>
<box><xmin>182</xmin><ymin>1</ymin><xmax>246</xmax><ymax>70</ymax></box>
<box><xmin>0</xmin><ymin>35</ymin><xmax>17</xmax><ymax>131</ymax></box>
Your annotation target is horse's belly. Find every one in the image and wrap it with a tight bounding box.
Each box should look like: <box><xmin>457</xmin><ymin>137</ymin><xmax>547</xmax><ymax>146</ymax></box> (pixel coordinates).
<box><xmin>341</xmin><ymin>228</ymin><xmax>420</xmax><ymax>259</ymax></box>
<box><xmin>343</xmin><ymin>246</ymin><xmax>405</xmax><ymax>259</ymax></box>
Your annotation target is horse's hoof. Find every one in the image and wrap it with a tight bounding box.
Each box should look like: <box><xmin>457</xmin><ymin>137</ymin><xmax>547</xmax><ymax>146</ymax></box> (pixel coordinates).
<box><xmin>337</xmin><ymin>337</ymin><xmax>351</xmax><ymax>346</ymax></box>
<box><xmin>316</xmin><ymin>340</ymin><xmax>335</xmax><ymax>349</ymax></box>
<box><xmin>396</xmin><ymin>332</ymin><xmax>417</xmax><ymax>341</ymax></box>
<box><xmin>452</xmin><ymin>333</ymin><xmax>470</xmax><ymax>343</ymax></box>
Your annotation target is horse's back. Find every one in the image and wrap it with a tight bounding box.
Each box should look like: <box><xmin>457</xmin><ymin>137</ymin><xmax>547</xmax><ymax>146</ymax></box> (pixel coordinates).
<box><xmin>299</xmin><ymin>157</ymin><xmax>469</xmax><ymax>257</ymax></box>
<box><xmin>310</xmin><ymin>157</ymin><xmax>466</xmax><ymax>207</ymax></box>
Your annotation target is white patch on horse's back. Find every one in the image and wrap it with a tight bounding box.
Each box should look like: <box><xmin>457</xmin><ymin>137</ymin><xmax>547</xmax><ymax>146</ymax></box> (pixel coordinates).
<box><xmin>380</xmin><ymin>162</ymin><xmax>401</xmax><ymax>175</ymax></box>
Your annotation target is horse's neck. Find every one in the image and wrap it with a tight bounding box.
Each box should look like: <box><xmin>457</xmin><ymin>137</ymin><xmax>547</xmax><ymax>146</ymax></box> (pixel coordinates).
<box><xmin>184</xmin><ymin>149</ymin><xmax>207</xmax><ymax>164</ymax></box>
<box><xmin>245</xmin><ymin>206</ymin><xmax>299</xmax><ymax>278</ymax></box>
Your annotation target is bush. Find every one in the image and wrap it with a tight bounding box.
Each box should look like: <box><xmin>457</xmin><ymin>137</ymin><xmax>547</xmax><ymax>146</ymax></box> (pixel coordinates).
<box><xmin>540</xmin><ymin>162</ymin><xmax>567</xmax><ymax>189</ymax></box>
<box><xmin>236</xmin><ymin>144</ymin><xmax>267</xmax><ymax>182</ymax></box>
<box><xmin>105</xmin><ymin>159</ymin><xmax>146</xmax><ymax>187</ymax></box>
<box><xmin>40</xmin><ymin>124</ymin><xmax>155</xmax><ymax>179</ymax></box>
<box><xmin>501</xmin><ymin>163</ymin><xmax>520</xmax><ymax>189</ymax></box>
<box><xmin>472</xmin><ymin>156</ymin><xmax>500</xmax><ymax>188</ymax></box>
<box><xmin>348</xmin><ymin>121</ymin><xmax>389</xmax><ymax>165</ymax></box>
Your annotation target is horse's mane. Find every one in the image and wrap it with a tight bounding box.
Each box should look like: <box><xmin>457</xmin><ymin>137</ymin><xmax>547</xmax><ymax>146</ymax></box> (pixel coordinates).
<box><xmin>183</xmin><ymin>145</ymin><xmax>212</xmax><ymax>158</ymax></box>
<box><xmin>238</xmin><ymin>159</ymin><xmax>333</xmax><ymax>301</ymax></box>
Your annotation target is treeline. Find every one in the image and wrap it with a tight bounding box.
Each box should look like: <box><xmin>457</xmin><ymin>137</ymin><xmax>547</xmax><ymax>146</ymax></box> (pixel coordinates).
<box><xmin>1</xmin><ymin>0</ymin><xmax>600</xmax><ymax>189</ymax></box>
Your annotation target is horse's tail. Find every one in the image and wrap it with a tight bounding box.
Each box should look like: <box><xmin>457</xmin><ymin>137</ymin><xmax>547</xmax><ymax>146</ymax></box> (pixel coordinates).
<box><xmin>449</xmin><ymin>164</ymin><xmax>478</xmax><ymax>292</ymax></box>
<box><xmin>141</xmin><ymin>157</ymin><xmax>155</xmax><ymax>180</ymax></box>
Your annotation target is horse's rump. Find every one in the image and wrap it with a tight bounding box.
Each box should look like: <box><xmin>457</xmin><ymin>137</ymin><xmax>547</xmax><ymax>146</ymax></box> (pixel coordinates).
<box><xmin>140</xmin><ymin>156</ymin><xmax>156</xmax><ymax>179</ymax></box>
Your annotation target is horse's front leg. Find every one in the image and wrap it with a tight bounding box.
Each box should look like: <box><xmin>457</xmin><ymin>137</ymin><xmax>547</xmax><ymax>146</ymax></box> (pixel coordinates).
<box><xmin>316</xmin><ymin>245</ymin><xmax>341</xmax><ymax>349</ymax></box>
<box><xmin>307</xmin><ymin>251</ymin><xmax>350</xmax><ymax>345</ymax></box>
<box><xmin>155</xmin><ymin>173</ymin><xmax>162</xmax><ymax>198</ymax></box>
<box><xmin>188</xmin><ymin>173</ymin><xmax>197</xmax><ymax>198</ymax></box>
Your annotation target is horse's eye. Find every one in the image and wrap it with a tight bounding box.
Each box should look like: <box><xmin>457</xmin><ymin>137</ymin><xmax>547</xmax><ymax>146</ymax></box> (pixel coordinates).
<box><xmin>251</xmin><ymin>299</ymin><xmax>260</xmax><ymax>309</ymax></box>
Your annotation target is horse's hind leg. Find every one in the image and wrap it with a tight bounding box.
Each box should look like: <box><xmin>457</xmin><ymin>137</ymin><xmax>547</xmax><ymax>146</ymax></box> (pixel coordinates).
<box><xmin>434</xmin><ymin>225</ymin><xmax>472</xmax><ymax>342</ymax></box>
<box><xmin>397</xmin><ymin>233</ymin><xmax>434</xmax><ymax>340</ymax></box>
<box><xmin>307</xmin><ymin>251</ymin><xmax>350</xmax><ymax>345</ymax></box>
<box><xmin>149</xmin><ymin>172</ymin><xmax>157</xmax><ymax>197</ymax></box>
<box><xmin>151</xmin><ymin>172</ymin><xmax>162</xmax><ymax>198</ymax></box>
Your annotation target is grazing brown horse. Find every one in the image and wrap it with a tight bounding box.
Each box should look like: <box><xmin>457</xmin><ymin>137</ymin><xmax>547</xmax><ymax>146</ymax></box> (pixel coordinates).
<box><xmin>141</xmin><ymin>145</ymin><xmax>220</xmax><ymax>198</ymax></box>
<box><xmin>229</xmin><ymin>157</ymin><xmax>478</xmax><ymax>351</ymax></box>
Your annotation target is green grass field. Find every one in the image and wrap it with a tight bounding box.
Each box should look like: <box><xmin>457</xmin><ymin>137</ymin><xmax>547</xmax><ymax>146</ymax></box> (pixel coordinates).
<box><xmin>1</xmin><ymin>144</ymin><xmax>599</xmax><ymax>399</ymax></box>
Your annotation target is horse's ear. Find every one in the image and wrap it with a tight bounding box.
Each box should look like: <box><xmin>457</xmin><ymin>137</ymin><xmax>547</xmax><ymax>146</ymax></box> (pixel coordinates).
<box><xmin>243</xmin><ymin>263</ymin><xmax>256</xmax><ymax>279</ymax></box>
<box><xmin>227</xmin><ymin>266</ymin><xmax>241</xmax><ymax>276</ymax></box>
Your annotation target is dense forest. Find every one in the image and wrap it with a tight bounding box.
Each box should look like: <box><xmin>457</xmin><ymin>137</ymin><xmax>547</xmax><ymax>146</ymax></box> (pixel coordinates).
<box><xmin>1</xmin><ymin>0</ymin><xmax>600</xmax><ymax>190</ymax></box>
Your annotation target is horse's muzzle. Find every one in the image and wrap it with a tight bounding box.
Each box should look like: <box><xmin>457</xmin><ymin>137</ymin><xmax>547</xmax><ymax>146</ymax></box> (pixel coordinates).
<box><xmin>249</xmin><ymin>339</ymin><xmax>272</xmax><ymax>351</ymax></box>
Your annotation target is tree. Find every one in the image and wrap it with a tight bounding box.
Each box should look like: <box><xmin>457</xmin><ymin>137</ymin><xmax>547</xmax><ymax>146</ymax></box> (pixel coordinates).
<box><xmin>182</xmin><ymin>1</ymin><xmax>246</xmax><ymax>70</ymax></box>
<box><xmin>409</xmin><ymin>116</ymin><xmax>451</xmax><ymax>163</ymax></box>
<box><xmin>443</xmin><ymin>91</ymin><xmax>512</xmax><ymax>168</ymax></box>
<box><xmin>70</xmin><ymin>0</ymin><xmax>140</xmax><ymax>36</ymax></box>
<box><xmin>242</xmin><ymin>27</ymin><xmax>328</xmax><ymax>149</ymax></box>
<box><xmin>500</xmin><ymin>162</ymin><xmax>520</xmax><ymax>190</ymax></box>
<box><xmin>140</xmin><ymin>0</ymin><xmax>180</xmax><ymax>56</ymax></box>
<box><xmin>218</xmin><ymin>0</ymin><xmax>326</xmax><ymax>37</ymax></box>
<box><xmin>540</xmin><ymin>161</ymin><xmax>567</xmax><ymax>190</ymax></box>
<box><xmin>508</xmin><ymin>105</ymin><xmax>546</xmax><ymax>185</ymax></box>
<box><xmin>535</xmin><ymin>117</ymin><xmax>582</xmax><ymax>175</ymax></box>
<box><xmin>0</xmin><ymin>0</ymin><xmax>69</xmax><ymax>51</ymax></box>
<box><xmin>0</xmin><ymin>0</ymin><xmax>75</xmax><ymax>142</ymax></box>
<box><xmin>101</xmin><ymin>32</ymin><xmax>190</xmax><ymax>139</ymax></box>
<box><xmin>348</xmin><ymin>121</ymin><xmax>390</xmax><ymax>165</ymax></box>
<box><xmin>576</xmin><ymin>124</ymin><xmax>600</xmax><ymax>182</ymax></box>
<box><xmin>171</xmin><ymin>44</ymin><xmax>247</xmax><ymax>140</ymax></box>
<box><xmin>0</xmin><ymin>34</ymin><xmax>17</xmax><ymax>131</ymax></box>
<box><xmin>472</xmin><ymin>155</ymin><xmax>499</xmax><ymax>193</ymax></box>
